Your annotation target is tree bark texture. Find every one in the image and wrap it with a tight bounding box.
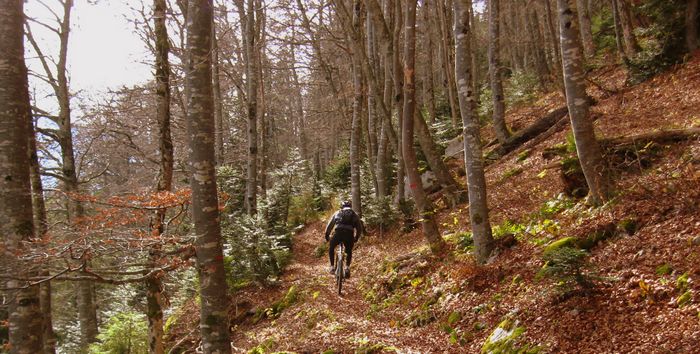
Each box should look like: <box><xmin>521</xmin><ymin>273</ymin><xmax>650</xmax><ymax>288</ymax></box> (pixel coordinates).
<box><xmin>488</xmin><ymin>0</ymin><xmax>510</xmax><ymax>144</ymax></box>
<box><xmin>0</xmin><ymin>1</ymin><xmax>44</xmax><ymax>351</ymax></box>
<box><xmin>403</xmin><ymin>0</ymin><xmax>446</xmax><ymax>255</ymax></box>
<box><xmin>148</xmin><ymin>0</ymin><xmax>172</xmax><ymax>352</ymax></box>
<box><xmin>212</xmin><ymin>19</ymin><xmax>226</xmax><ymax>165</ymax></box>
<box><xmin>185</xmin><ymin>0</ymin><xmax>232</xmax><ymax>352</ymax></box>
<box><xmin>455</xmin><ymin>0</ymin><xmax>495</xmax><ymax>264</ymax></box>
<box><xmin>611</xmin><ymin>0</ymin><xmax>628</xmax><ymax>62</ymax></box>
<box><xmin>558</xmin><ymin>0</ymin><xmax>612</xmax><ymax>206</ymax></box>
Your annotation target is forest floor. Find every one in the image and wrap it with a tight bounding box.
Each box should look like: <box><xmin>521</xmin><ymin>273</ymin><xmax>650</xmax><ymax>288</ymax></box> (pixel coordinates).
<box><xmin>172</xmin><ymin>54</ymin><xmax>700</xmax><ymax>353</ymax></box>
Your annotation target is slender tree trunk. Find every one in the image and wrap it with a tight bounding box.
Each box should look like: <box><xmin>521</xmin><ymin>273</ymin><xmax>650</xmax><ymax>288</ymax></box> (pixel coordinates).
<box><xmin>611</xmin><ymin>0</ymin><xmax>629</xmax><ymax>63</ymax></box>
<box><xmin>688</xmin><ymin>0</ymin><xmax>699</xmax><ymax>52</ymax></box>
<box><xmin>27</xmin><ymin>87</ymin><xmax>56</xmax><ymax>354</ymax></box>
<box><xmin>240</xmin><ymin>0</ymin><xmax>259</xmax><ymax>215</ymax></box>
<box><xmin>488</xmin><ymin>0</ymin><xmax>510</xmax><ymax>144</ymax></box>
<box><xmin>350</xmin><ymin>0</ymin><xmax>364</xmax><ymax>216</ymax></box>
<box><xmin>147</xmin><ymin>0</ymin><xmax>172</xmax><ymax>352</ymax></box>
<box><xmin>617</xmin><ymin>0</ymin><xmax>640</xmax><ymax>56</ymax></box>
<box><xmin>437</xmin><ymin>0</ymin><xmax>461</xmax><ymax>129</ymax></box>
<box><xmin>394</xmin><ymin>0</ymin><xmax>406</xmax><ymax>206</ymax></box>
<box><xmin>404</xmin><ymin>0</ymin><xmax>446</xmax><ymax>254</ymax></box>
<box><xmin>185</xmin><ymin>1</ymin><xmax>232</xmax><ymax>352</ymax></box>
<box><xmin>455</xmin><ymin>0</ymin><xmax>495</xmax><ymax>264</ymax></box>
<box><xmin>422</xmin><ymin>0</ymin><xmax>438</xmax><ymax>124</ymax></box>
<box><xmin>0</xmin><ymin>1</ymin><xmax>44</xmax><ymax>351</ymax></box>
<box><xmin>576</xmin><ymin>0</ymin><xmax>595</xmax><ymax>57</ymax></box>
<box><xmin>545</xmin><ymin>0</ymin><xmax>564</xmax><ymax>86</ymax></box>
<box><xmin>212</xmin><ymin>17</ymin><xmax>225</xmax><ymax>165</ymax></box>
<box><xmin>558</xmin><ymin>0</ymin><xmax>612</xmax><ymax>206</ymax></box>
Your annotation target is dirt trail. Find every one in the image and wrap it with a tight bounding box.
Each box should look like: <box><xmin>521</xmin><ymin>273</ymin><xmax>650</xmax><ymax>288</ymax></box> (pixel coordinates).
<box><xmin>231</xmin><ymin>221</ymin><xmax>446</xmax><ymax>353</ymax></box>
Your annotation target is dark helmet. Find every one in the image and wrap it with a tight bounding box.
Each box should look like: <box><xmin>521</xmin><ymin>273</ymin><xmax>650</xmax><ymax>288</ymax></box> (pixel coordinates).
<box><xmin>341</xmin><ymin>200</ymin><xmax>352</xmax><ymax>208</ymax></box>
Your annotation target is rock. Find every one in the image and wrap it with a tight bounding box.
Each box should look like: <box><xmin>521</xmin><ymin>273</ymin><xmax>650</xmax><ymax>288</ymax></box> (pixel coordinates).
<box><xmin>481</xmin><ymin>317</ymin><xmax>534</xmax><ymax>354</ymax></box>
<box><xmin>403</xmin><ymin>171</ymin><xmax>438</xmax><ymax>199</ymax></box>
<box><xmin>445</xmin><ymin>136</ymin><xmax>464</xmax><ymax>158</ymax></box>
<box><xmin>691</xmin><ymin>236</ymin><xmax>700</xmax><ymax>246</ymax></box>
<box><xmin>542</xmin><ymin>237</ymin><xmax>578</xmax><ymax>257</ymax></box>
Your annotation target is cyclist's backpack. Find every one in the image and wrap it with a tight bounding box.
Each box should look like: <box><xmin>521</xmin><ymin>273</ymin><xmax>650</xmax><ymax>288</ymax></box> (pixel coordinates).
<box><xmin>335</xmin><ymin>208</ymin><xmax>354</xmax><ymax>226</ymax></box>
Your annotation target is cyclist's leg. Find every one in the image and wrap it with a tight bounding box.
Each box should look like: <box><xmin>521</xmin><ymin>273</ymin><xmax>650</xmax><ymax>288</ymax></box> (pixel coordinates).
<box><xmin>328</xmin><ymin>233</ymin><xmax>340</xmax><ymax>268</ymax></box>
<box><xmin>340</xmin><ymin>230</ymin><xmax>354</xmax><ymax>266</ymax></box>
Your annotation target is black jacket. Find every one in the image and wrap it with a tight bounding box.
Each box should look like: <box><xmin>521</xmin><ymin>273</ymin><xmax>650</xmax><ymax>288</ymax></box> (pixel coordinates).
<box><xmin>324</xmin><ymin>207</ymin><xmax>363</xmax><ymax>241</ymax></box>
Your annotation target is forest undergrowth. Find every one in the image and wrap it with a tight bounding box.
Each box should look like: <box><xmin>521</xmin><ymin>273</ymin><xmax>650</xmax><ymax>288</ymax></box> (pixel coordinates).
<box><xmin>169</xmin><ymin>54</ymin><xmax>700</xmax><ymax>353</ymax></box>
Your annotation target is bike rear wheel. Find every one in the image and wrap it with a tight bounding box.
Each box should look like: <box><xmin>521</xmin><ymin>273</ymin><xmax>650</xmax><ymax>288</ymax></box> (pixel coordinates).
<box><xmin>336</xmin><ymin>245</ymin><xmax>344</xmax><ymax>295</ymax></box>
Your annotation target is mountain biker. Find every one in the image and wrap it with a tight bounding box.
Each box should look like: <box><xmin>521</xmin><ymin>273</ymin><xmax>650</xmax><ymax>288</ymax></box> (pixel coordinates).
<box><xmin>324</xmin><ymin>200</ymin><xmax>363</xmax><ymax>278</ymax></box>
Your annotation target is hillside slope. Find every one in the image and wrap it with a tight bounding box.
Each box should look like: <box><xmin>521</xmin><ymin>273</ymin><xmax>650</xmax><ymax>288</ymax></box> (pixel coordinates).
<box><xmin>172</xmin><ymin>56</ymin><xmax>700</xmax><ymax>353</ymax></box>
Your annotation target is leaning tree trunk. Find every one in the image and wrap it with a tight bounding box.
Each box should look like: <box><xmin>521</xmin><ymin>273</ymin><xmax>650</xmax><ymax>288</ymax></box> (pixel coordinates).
<box><xmin>147</xmin><ymin>0</ymin><xmax>172</xmax><ymax>352</ymax></box>
<box><xmin>488</xmin><ymin>0</ymin><xmax>510</xmax><ymax>144</ymax></box>
<box><xmin>455</xmin><ymin>0</ymin><xmax>495</xmax><ymax>264</ymax></box>
<box><xmin>185</xmin><ymin>0</ymin><xmax>232</xmax><ymax>352</ymax></box>
<box><xmin>403</xmin><ymin>0</ymin><xmax>446</xmax><ymax>254</ymax></box>
<box><xmin>0</xmin><ymin>1</ymin><xmax>44</xmax><ymax>351</ymax></box>
<box><xmin>558</xmin><ymin>0</ymin><xmax>612</xmax><ymax>206</ymax></box>
<box><xmin>687</xmin><ymin>0</ymin><xmax>699</xmax><ymax>52</ymax></box>
<box><xmin>414</xmin><ymin>108</ymin><xmax>464</xmax><ymax>207</ymax></box>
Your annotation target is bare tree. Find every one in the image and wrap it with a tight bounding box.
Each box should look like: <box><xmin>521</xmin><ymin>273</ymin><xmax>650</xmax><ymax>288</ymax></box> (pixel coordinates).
<box><xmin>25</xmin><ymin>0</ymin><xmax>99</xmax><ymax>346</ymax></box>
<box><xmin>558</xmin><ymin>0</ymin><xmax>612</xmax><ymax>205</ymax></box>
<box><xmin>403</xmin><ymin>0</ymin><xmax>446</xmax><ymax>254</ymax></box>
<box><xmin>185</xmin><ymin>0</ymin><xmax>232</xmax><ymax>352</ymax></box>
<box><xmin>0</xmin><ymin>1</ymin><xmax>44</xmax><ymax>351</ymax></box>
<box><xmin>455</xmin><ymin>0</ymin><xmax>495</xmax><ymax>264</ymax></box>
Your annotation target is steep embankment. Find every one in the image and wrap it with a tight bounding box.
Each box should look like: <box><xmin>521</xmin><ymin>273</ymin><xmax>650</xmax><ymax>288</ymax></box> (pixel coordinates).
<box><xmin>176</xmin><ymin>56</ymin><xmax>700</xmax><ymax>353</ymax></box>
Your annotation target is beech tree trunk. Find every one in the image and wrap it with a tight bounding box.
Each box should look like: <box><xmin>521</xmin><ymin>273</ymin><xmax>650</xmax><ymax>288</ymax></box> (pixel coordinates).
<box><xmin>0</xmin><ymin>1</ymin><xmax>44</xmax><ymax>351</ymax></box>
<box><xmin>147</xmin><ymin>0</ymin><xmax>172</xmax><ymax>352</ymax></box>
<box><xmin>350</xmin><ymin>0</ymin><xmax>364</xmax><ymax>216</ymax></box>
<box><xmin>212</xmin><ymin>17</ymin><xmax>225</xmax><ymax>165</ymax></box>
<box><xmin>488</xmin><ymin>0</ymin><xmax>510</xmax><ymax>144</ymax></box>
<box><xmin>687</xmin><ymin>0</ymin><xmax>699</xmax><ymax>52</ymax></box>
<box><xmin>185</xmin><ymin>0</ymin><xmax>232</xmax><ymax>352</ymax></box>
<box><xmin>239</xmin><ymin>0</ymin><xmax>259</xmax><ymax>215</ymax></box>
<box><xmin>403</xmin><ymin>0</ymin><xmax>446</xmax><ymax>255</ymax></box>
<box><xmin>576</xmin><ymin>0</ymin><xmax>595</xmax><ymax>57</ymax></box>
<box><xmin>558</xmin><ymin>0</ymin><xmax>612</xmax><ymax>206</ymax></box>
<box><xmin>455</xmin><ymin>0</ymin><xmax>495</xmax><ymax>264</ymax></box>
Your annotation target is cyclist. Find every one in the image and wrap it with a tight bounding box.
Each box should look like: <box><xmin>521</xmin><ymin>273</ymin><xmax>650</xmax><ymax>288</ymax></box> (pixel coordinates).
<box><xmin>324</xmin><ymin>200</ymin><xmax>362</xmax><ymax>278</ymax></box>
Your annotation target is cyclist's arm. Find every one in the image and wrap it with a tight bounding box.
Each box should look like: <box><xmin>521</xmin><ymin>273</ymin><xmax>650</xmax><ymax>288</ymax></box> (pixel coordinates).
<box><xmin>324</xmin><ymin>213</ymin><xmax>336</xmax><ymax>241</ymax></box>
